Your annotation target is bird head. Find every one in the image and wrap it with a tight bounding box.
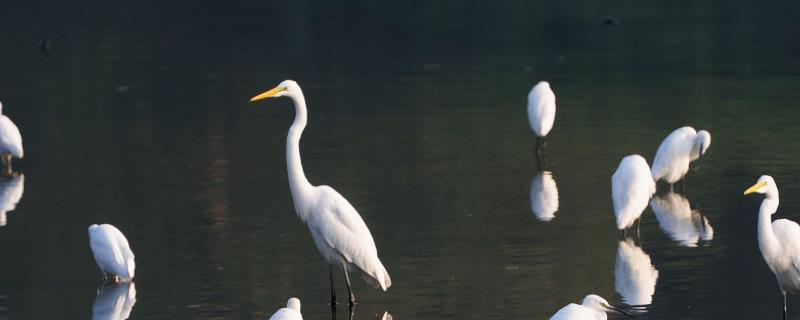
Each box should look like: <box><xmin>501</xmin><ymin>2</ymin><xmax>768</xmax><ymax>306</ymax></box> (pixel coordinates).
<box><xmin>582</xmin><ymin>294</ymin><xmax>633</xmax><ymax>317</ymax></box>
<box><xmin>696</xmin><ymin>130</ymin><xmax>711</xmax><ymax>159</ymax></box>
<box><xmin>250</xmin><ymin>80</ymin><xmax>301</xmax><ymax>101</ymax></box>
<box><xmin>744</xmin><ymin>175</ymin><xmax>779</xmax><ymax>199</ymax></box>
<box><xmin>286</xmin><ymin>297</ymin><xmax>301</xmax><ymax>312</ymax></box>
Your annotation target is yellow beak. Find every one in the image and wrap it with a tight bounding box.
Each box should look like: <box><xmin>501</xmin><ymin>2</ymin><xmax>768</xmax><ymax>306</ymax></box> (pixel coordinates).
<box><xmin>744</xmin><ymin>181</ymin><xmax>767</xmax><ymax>195</ymax></box>
<box><xmin>250</xmin><ymin>86</ymin><xmax>286</xmax><ymax>102</ymax></box>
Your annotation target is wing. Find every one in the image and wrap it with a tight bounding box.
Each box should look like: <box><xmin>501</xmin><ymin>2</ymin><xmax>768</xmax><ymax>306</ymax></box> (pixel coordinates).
<box><xmin>549</xmin><ymin>304</ymin><xmax>594</xmax><ymax>320</ymax></box>
<box><xmin>651</xmin><ymin>127</ymin><xmax>695</xmax><ymax>181</ymax></box>
<box><xmin>773</xmin><ymin>219</ymin><xmax>800</xmax><ymax>269</ymax></box>
<box><xmin>110</xmin><ymin>226</ymin><xmax>136</xmax><ymax>278</ymax></box>
<box><xmin>527</xmin><ymin>84</ymin><xmax>557</xmax><ymax>136</ymax></box>
<box><xmin>612</xmin><ymin>156</ymin><xmax>655</xmax><ymax>228</ymax></box>
<box><xmin>90</xmin><ymin>225</ymin><xmax>134</xmax><ymax>279</ymax></box>
<box><xmin>0</xmin><ymin>116</ymin><xmax>23</xmax><ymax>158</ymax></box>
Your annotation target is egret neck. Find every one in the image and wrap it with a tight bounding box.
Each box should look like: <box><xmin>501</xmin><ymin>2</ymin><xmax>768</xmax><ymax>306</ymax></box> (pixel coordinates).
<box><xmin>758</xmin><ymin>195</ymin><xmax>780</xmax><ymax>259</ymax></box>
<box><xmin>286</xmin><ymin>90</ymin><xmax>314</xmax><ymax>219</ymax></box>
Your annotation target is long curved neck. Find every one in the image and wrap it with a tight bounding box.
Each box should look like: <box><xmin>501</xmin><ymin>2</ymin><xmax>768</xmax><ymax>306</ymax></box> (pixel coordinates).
<box><xmin>758</xmin><ymin>196</ymin><xmax>780</xmax><ymax>258</ymax></box>
<box><xmin>286</xmin><ymin>92</ymin><xmax>314</xmax><ymax>218</ymax></box>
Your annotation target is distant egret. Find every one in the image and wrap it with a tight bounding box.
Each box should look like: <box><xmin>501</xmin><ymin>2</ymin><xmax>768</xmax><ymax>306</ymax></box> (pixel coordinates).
<box><xmin>612</xmin><ymin>155</ymin><xmax>656</xmax><ymax>230</ymax></box>
<box><xmin>0</xmin><ymin>174</ymin><xmax>24</xmax><ymax>227</ymax></box>
<box><xmin>268</xmin><ymin>298</ymin><xmax>303</xmax><ymax>320</ymax></box>
<box><xmin>550</xmin><ymin>294</ymin><xmax>631</xmax><ymax>320</ymax></box>
<box><xmin>88</xmin><ymin>224</ymin><xmax>135</xmax><ymax>282</ymax></box>
<box><xmin>651</xmin><ymin>127</ymin><xmax>710</xmax><ymax>185</ymax></box>
<box><xmin>530</xmin><ymin>171</ymin><xmax>559</xmax><ymax>222</ymax></box>
<box><xmin>615</xmin><ymin>239</ymin><xmax>659</xmax><ymax>306</ymax></box>
<box><xmin>92</xmin><ymin>282</ymin><xmax>137</xmax><ymax>320</ymax></box>
<box><xmin>0</xmin><ymin>101</ymin><xmax>23</xmax><ymax>177</ymax></box>
<box><xmin>527</xmin><ymin>81</ymin><xmax>556</xmax><ymax>155</ymax></box>
<box><xmin>744</xmin><ymin>175</ymin><xmax>800</xmax><ymax>319</ymax></box>
<box><xmin>250</xmin><ymin>80</ymin><xmax>391</xmax><ymax>307</ymax></box>
<box><xmin>650</xmin><ymin>192</ymin><xmax>713</xmax><ymax>247</ymax></box>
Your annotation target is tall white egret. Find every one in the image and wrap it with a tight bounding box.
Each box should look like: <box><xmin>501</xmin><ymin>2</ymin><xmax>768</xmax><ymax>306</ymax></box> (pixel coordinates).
<box><xmin>650</xmin><ymin>192</ymin><xmax>713</xmax><ymax>247</ymax></box>
<box><xmin>268</xmin><ymin>298</ymin><xmax>303</xmax><ymax>320</ymax></box>
<box><xmin>0</xmin><ymin>174</ymin><xmax>24</xmax><ymax>227</ymax></box>
<box><xmin>612</xmin><ymin>155</ymin><xmax>656</xmax><ymax>230</ymax></box>
<box><xmin>88</xmin><ymin>224</ymin><xmax>135</xmax><ymax>282</ymax></box>
<box><xmin>527</xmin><ymin>81</ymin><xmax>556</xmax><ymax>155</ymax></box>
<box><xmin>250</xmin><ymin>80</ymin><xmax>391</xmax><ymax>307</ymax></box>
<box><xmin>530</xmin><ymin>171</ymin><xmax>559</xmax><ymax>222</ymax></box>
<box><xmin>549</xmin><ymin>294</ymin><xmax>631</xmax><ymax>320</ymax></box>
<box><xmin>615</xmin><ymin>239</ymin><xmax>659</xmax><ymax>306</ymax></box>
<box><xmin>744</xmin><ymin>175</ymin><xmax>800</xmax><ymax>319</ymax></box>
<box><xmin>92</xmin><ymin>282</ymin><xmax>137</xmax><ymax>320</ymax></box>
<box><xmin>0</xmin><ymin>101</ymin><xmax>23</xmax><ymax>176</ymax></box>
<box><xmin>651</xmin><ymin>126</ymin><xmax>710</xmax><ymax>185</ymax></box>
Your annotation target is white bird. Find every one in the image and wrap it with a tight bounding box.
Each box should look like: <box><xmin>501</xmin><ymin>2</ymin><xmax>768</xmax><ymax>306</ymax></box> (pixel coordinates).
<box><xmin>0</xmin><ymin>101</ymin><xmax>23</xmax><ymax>177</ymax></box>
<box><xmin>88</xmin><ymin>224</ymin><xmax>135</xmax><ymax>282</ymax></box>
<box><xmin>650</xmin><ymin>192</ymin><xmax>713</xmax><ymax>247</ymax></box>
<box><xmin>651</xmin><ymin>126</ymin><xmax>710</xmax><ymax>185</ymax></box>
<box><xmin>615</xmin><ymin>239</ymin><xmax>659</xmax><ymax>306</ymax></box>
<box><xmin>527</xmin><ymin>81</ymin><xmax>556</xmax><ymax>137</ymax></box>
<box><xmin>530</xmin><ymin>171</ymin><xmax>559</xmax><ymax>221</ymax></box>
<box><xmin>549</xmin><ymin>294</ymin><xmax>631</xmax><ymax>320</ymax></box>
<box><xmin>268</xmin><ymin>298</ymin><xmax>303</xmax><ymax>320</ymax></box>
<box><xmin>744</xmin><ymin>175</ymin><xmax>800</xmax><ymax>319</ymax></box>
<box><xmin>0</xmin><ymin>174</ymin><xmax>24</xmax><ymax>227</ymax></box>
<box><xmin>612</xmin><ymin>155</ymin><xmax>656</xmax><ymax>230</ymax></box>
<box><xmin>92</xmin><ymin>282</ymin><xmax>137</xmax><ymax>320</ymax></box>
<box><xmin>250</xmin><ymin>80</ymin><xmax>391</xmax><ymax>307</ymax></box>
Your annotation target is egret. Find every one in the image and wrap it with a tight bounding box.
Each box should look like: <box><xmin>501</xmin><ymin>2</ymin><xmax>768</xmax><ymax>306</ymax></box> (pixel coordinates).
<box><xmin>651</xmin><ymin>126</ymin><xmax>711</xmax><ymax>186</ymax></box>
<box><xmin>0</xmin><ymin>101</ymin><xmax>23</xmax><ymax>177</ymax></box>
<box><xmin>0</xmin><ymin>174</ymin><xmax>24</xmax><ymax>227</ymax></box>
<box><xmin>744</xmin><ymin>175</ymin><xmax>800</xmax><ymax>319</ymax></box>
<box><xmin>268</xmin><ymin>298</ymin><xmax>303</xmax><ymax>320</ymax></box>
<box><xmin>549</xmin><ymin>294</ymin><xmax>631</xmax><ymax>320</ymax></box>
<box><xmin>250</xmin><ymin>80</ymin><xmax>391</xmax><ymax>308</ymax></box>
<box><xmin>92</xmin><ymin>282</ymin><xmax>137</xmax><ymax>320</ymax></box>
<box><xmin>527</xmin><ymin>81</ymin><xmax>556</xmax><ymax>138</ymax></box>
<box><xmin>615</xmin><ymin>239</ymin><xmax>659</xmax><ymax>306</ymax></box>
<box><xmin>650</xmin><ymin>192</ymin><xmax>713</xmax><ymax>247</ymax></box>
<box><xmin>88</xmin><ymin>224</ymin><xmax>135</xmax><ymax>282</ymax></box>
<box><xmin>530</xmin><ymin>171</ymin><xmax>559</xmax><ymax>222</ymax></box>
<box><xmin>612</xmin><ymin>155</ymin><xmax>656</xmax><ymax>230</ymax></box>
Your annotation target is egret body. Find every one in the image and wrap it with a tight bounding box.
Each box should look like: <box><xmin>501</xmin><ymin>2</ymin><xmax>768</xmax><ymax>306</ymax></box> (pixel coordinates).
<box><xmin>0</xmin><ymin>102</ymin><xmax>23</xmax><ymax>176</ymax></box>
<box><xmin>527</xmin><ymin>81</ymin><xmax>556</xmax><ymax>137</ymax></box>
<box><xmin>268</xmin><ymin>298</ymin><xmax>303</xmax><ymax>320</ymax></box>
<box><xmin>549</xmin><ymin>294</ymin><xmax>631</xmax><ymax>320</ymax></box>
<box><xmin>88</xmin><ymin>224</ymin><xmax>135</xmax><ymax>282</ymax></box>
<box><xmin>612</xmin><ymin>155</ymin><xmax>656</xmax><ymax>230</ymax></box>
<box><xmin>651</xmin><ymin>127</ymin><xmax>710</xmax><ymax>184</ymax></box>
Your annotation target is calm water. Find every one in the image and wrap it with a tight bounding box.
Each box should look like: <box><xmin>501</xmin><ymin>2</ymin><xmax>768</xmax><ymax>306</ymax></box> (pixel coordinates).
<box><xmin>1</xmin><ymin>1</ymin><xmax>800</xmax><ymax>319</ymax></box>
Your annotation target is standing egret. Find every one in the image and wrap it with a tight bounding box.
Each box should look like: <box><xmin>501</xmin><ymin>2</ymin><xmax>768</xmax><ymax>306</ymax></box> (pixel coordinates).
<box><xmin>0</xmin><ymin>174</ymin><xmax>24</xmax><ymax>227</ymax></box>
<box><xmin>0</xmin><ymin>101</ymin><xmax>23</xmax><ymax>177</ymax></box>
<box><xmin>268</xmin><ymin>298</ymin><xmax>303</xmax><ymax>320</ymax></box>
<box><xmin>744</xmin><ymin>175</ymin><xmax>800</xmax><ymax>319</ymax></box>
<box><xmin>530</xmin><ymin>171</ymin><xmax>559</xmax><ymax>222</ymax></box>
<box><xmin>651</xmin><ymin>126</ymin><xmax>711</xmax><ymax>186</ymax></box>
<box><xmin>88</xmin><ymin>224</ymin><xmax>135</xmax><ymax>282</ymax></box>
<box><xmin>250</xmin><ymin>80</ymin><xmax>391</xmax><ymax>308</ymax></box>
<box><xmin>615</xmin><ymin>239</ymin><xmax>659</xmax><ymax>306</ymax></box>
<box><xmin>549</xmin><ymin>294</ymin><xmax>632</xmax><ymax>320</ymax></box>
<box><xmin>527</xmin><ymin>81</ymin><xmax>556</xmax><ymax>158</ymax></box>
<box><xmin>650</xmin><ymin>192</ymin><xmax>713</xmax><ymax>247</ymax></box>
<box><xmin>612</xmin><ymin>155</ymin><xmax>656</xmax><ymax>230</ymax></box>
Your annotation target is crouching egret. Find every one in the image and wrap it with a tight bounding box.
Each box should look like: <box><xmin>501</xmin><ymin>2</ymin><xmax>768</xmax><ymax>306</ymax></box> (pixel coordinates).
<box><xmin>744</xmin><ymin>175</ymin><xmax>800</xmax><ymax>319</ymax></box>
<box><xmin>268</xmin><ymin>298</ymin><xmax>303</xmax><ymax>320</ymax></box>
<box><xmin>88</xmin><ymin>224</ymin><xmax>135</xmax><ymax>282</ymax></box>
<box><xmin>549</xmin><ymin>294</ymin><xmax>632</xmax><ymax>320</ymax></box>
<box><xmin>612</xmin><ymin>155</ymin><xmax>656</xmax><ymax>230</ymax></box>
<box><xmin>527</xmin><ymin>81</ymin><xmax>556</xmax><ymax>155</ymax></box>
<box><xmin>0</xmin><ymin>102</ymin><xmax>23</xmax><ymax>177</ymax></box>
<box><xmin>250</xmin><ymin>80</ymin><xmax>391</xmax><ymax>308</ymax></box>
<box><xmin>651</xmin><ymin>126</ymin><xmax>711</xmax><ymax>186</ymax></box>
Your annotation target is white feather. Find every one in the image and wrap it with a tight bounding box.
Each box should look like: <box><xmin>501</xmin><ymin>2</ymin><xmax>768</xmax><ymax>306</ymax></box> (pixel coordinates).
<box><xmin>88</xmin><ymin>224</ymin><xmax>135</xmax><ymax>280</ymax></box>
<box><xmin>527</xmin><ymin>81</ymin><xmax>556</xmax><ymax>137</ymax></box>
<box><xmin>612</xmin><ymin>155</ymin><xmax>656</xmax><ymax>229</ymax></box>
<box><xmin>651</xmin><ymin>126</ymin><xmax>711</xmax><ymax>183</ymax></box>
<box><xmin>268</xmin><ymin>298</ymin><xmax>303</xmax><ymax>320</ymax></box>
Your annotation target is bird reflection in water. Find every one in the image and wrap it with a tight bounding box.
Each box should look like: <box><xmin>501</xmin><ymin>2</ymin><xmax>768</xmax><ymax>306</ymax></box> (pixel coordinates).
<box><xmin>0</xmin><ymin>174</ymin><xmax>24</xmax><ymax>227</ymax></box>
<box><xmin>92</xmin><ymin>282</ymin><xmax>137</xmax><ymax>320</ymax></box>
<box><xmin>615</xmin><ymin>239</ymin><xmax>659</xmax><ymax>312</ymax></box>
<box><xmin>530</xmin><ymin>172</ymin><xmax>559</xmax><ymax>222</ymax></box>
<box><xmin>650</xmin><ymin>192</ymin><xmax>713</xmax><ymax>247</ymax></box>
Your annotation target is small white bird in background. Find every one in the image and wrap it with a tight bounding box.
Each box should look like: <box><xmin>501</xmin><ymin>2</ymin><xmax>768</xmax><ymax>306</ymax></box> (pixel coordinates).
<box><xmin>251</xmin><ymin>80</ymin><xmax>391</xmax><ymax>307</ymax></box>
<box><xmin>651</xmin><ymin>126</ymin><xmax>711</xmax><ymax>187</ymax></box>
<box><xmin>612</xmin><ymin>155</ymin><xmax>656</xmax><ymax>231</ymax></box>
<box><xmin>615</xmin><ymin>239</ymin><xmax>659</xmax><ymax>307</ymax></box>
<box><xmin>650</xmin><ymin>192</ymin><xmax>713</xmax><ymax>247</ymax></box>
<box><xmin>0</xmin><ymin>174</ymin><xmax>24</xmax><ymax>227</ymax></box>
<box><xmin>0</xmin><ymin>101</ymin><xmax>23</xmax><ymax>177</ymax></box>
<box><xmin>527</xmin><ymin>81</ymin><xmax>556</xmax><ymax>156</ymax></box>
<box><xmin>268</xmin><ymin>298</ymin><xmax>303</xmax><ymax>320</ymax></box>
<box><xmin>549</xmin><ymin>294</ymin><xmax>632</xmax><ymax>320</ymax></box>
<box><xmin>530</xmin><ymin>171</ymin><xmax>559</xmax><ymax>222</ymax></box>
<box><xmin>92</xmin><ymin>282</ymin><xmax>137</xmax><ymax>320</ymax></box>
<box><xmin>744</xmin><ymin>175</ymin><xmax>800</xmax><ymax>319</ymax></box>
<box><xmin>88</xmin><ymin>224</ymin><xmax>135</xmax><ymax>282</ymax></box>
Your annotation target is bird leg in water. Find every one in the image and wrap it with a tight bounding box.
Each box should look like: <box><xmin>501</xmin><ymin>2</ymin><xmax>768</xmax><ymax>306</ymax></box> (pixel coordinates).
<box><xmin>342</xmin><ymin>264</ymin><xmax>356</xmax><ymax>307</ymax></box>
<box><xmin>1</xmin><ymin>154</ymin><xmax>11</xmax><ymax>177</ymax></box>
<box><xmin>329</xmin><ymin>265</ymin><xmax>338</xmax><ymax>309</ymax></box>
<box><xmin>535</xmin><ymin>137</ymin><xmax>548</xmax><ymax>171</ymax></box>
<box><xmin>783</xmin><ymin>292</ymin><xmax>788</xmax><ymax>320</ymax></box>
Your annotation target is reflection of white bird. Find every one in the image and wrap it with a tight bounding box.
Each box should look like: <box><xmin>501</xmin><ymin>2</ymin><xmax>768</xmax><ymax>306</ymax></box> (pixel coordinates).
<box><xmin>88</xmin><ymin>224</ymin><xmax>135</xmax><ymax>282</ymax></box>
<box><xmin>650</xmin><ymin>192</ymin><xmax>713</xmax><ymax>247</ymax></box>
<box><xmin>615</xmin><ymin>239</ymin><xmax>659</xmax><ymax>306</ymax></box>
<box><xmin>268</xmin><ymin>298</ymin><xmax>303</xmax><ymax>320</ymax></box>
<box><xmin>0</xmin><ymin>102</ymin><xmax>23</xmax><ymax>176</ymax></box>
<box><xmin>651</xmin><ymin>127</ymin><xmax>711</xmax><ymax>184</ymax></box>
<box><xmin>92</xmin><ymin>282</ymin><xmax>137</xmax><ymax>320</ymax></box>
<box><xmin>549</xmin><ymin>294</ymin><xmax>631</xmax><ymax>320</ymax></box>
<box><xmin>530</xmin><ymin>171</ymin><xmax>559</xmax><ymax>221</ymax></box>
<box><xmin>527</xmin><ymin>81</ymin><xmax>556</xmax><ymax>137</ymax></box>
<box><xmin>0</xmin><ymin>174</ymin><xmax>24</xmax><ymax>227</ymax></box>
<box><xmin>744</xmin><ymin>175</ymin><xmax>800</xmax><ymax>318</ymax></box>
<box><xmin>612</xmin><ymin>155</ymin><xmax>656</xmax><ymax>230</ymax></box>
<box><xmin>250</xmin><ymin>80</ymin><xmax>391</xmax><ymax>306</ymax></box>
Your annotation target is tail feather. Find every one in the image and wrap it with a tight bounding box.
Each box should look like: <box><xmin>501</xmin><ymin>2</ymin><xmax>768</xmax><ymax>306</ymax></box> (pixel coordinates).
<box><xmin>353</xmin><ymin>258</ymin><xmax>391</xmax><ymax>291</ymax></box>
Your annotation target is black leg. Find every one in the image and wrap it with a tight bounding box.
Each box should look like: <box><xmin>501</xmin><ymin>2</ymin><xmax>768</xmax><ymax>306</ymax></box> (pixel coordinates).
<box><xmin>783</xmin><ymin>292</ymin><xmax>787</xmax><ymax>320</ymax></box>
<box><xmin>342</xmin><ymin>264</ymin><xmax>356</xmax><ymax>307</ymax></box>
<box><xmin>535</xmin><ymin>137</ymin><xmax>548</xmax><ymax>171</ymax></box>
<box><xmin>330</xmin><ymin>266</ymin><xmax>337</xmax><ymax>310</ymax></box>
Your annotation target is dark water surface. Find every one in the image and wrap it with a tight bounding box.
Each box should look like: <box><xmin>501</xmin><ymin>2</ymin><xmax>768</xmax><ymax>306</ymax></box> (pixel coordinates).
<box><xmin>1</xmin><ymin>1</ymin><xmax>799</xmax><ymax>319</ymax></box>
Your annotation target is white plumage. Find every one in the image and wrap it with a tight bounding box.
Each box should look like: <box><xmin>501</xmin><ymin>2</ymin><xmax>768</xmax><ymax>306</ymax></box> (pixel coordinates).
<box><xmin>527</xmin><ymin>81</ymin><xmax>556</xmax><ymax>137</ymax></box>
<box><xmin>530</xmin><ymin>171</ymin><xmax>559</xmax><ymax>221</ymax></box>
<box><xmin>612</xmin><ymin>155</ymin><xmax>656</xmax><ymax>230</ymax></box>
<box><xmin>88</xmin><ymin>224</ymin><xmax>136</xmax><ymax>281</ymax></box>
<box><xmin>615</xmin><ymin>239</ymin><xmax>659</xmax><ymax>306</ymax></box>
<box><xmin>651</xmin><ymin>126</ymin><xmax>710</xmax><ymax>184</ymax></box>
<box><xmin>92</xmin><ymin>282</ymin><xmax>137</xmax><ymax>320</ymax></box>
<box><xmin>550</xmin><ymin>294</ymin><xmax>627</xmax><ymax>320</ymax></box>
<box><xmin>268</xmin><ymin>298</ymin><xmax>303</xmax><ymax>320</ymax></box>
<box><xmin>744</xmin><ymin>175</ymin><xmax>800</xmax><ymax>316</ymax></box>
<box><xmin>0</xmin><ymin>174</ymin><xmax>24</xmax><ymax>227</ymax></box>
<box><xmin>650</xmin><ymin>192</ymin><xmax>713</xmax><ymax>247</ymax></box>
<box><xmin>0</xmin><ymin>102</ymin><xmax>24</xmax><ymax>176</ymax></box>
<box><xmin>250</xmin><ymin>80</ymin><xmax>391</xmax><ymax>305</ymax></box>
